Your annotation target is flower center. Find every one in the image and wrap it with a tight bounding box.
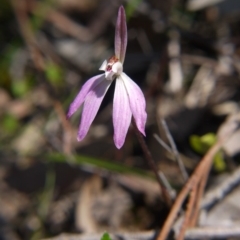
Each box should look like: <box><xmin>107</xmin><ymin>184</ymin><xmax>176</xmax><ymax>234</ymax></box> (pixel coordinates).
<box><xmin>99</xmin><ymin>56</ymin><xmax>123</xmax><ymax>81</ymax></box>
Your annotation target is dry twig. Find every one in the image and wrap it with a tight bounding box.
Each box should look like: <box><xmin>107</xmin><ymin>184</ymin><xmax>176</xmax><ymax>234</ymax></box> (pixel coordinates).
<box><xmin>29</xmin><ymin>0</ymin><xmax>120</xmax><ymax>42</ymax></box>
<box><xmin>157</xmin><ymin>113</ymin><xmax>239</xmax><ymax>240</ymax></box>
<box><xmin>12</xmin><ymin>0</ymin><xmax>73</xmax><ymax>155</ymax></box>
<box><xmin>185</xmin><ymin>226</ymin><xmax>240</xmax><ymax>239</ymax></box>
<box><xmin>161</xmin><ymin>119</ymin><xmax>188</xmax><ymax>181</ymax></box>
<box><xmin>201</xmin><ymin>165</ymin><xmax>240</xmax><ymax>208</ymax></box>
<box><xmin>157</xmin><ymin>140</ymin><xmax>225</xmax><ymax>240</ymax></box>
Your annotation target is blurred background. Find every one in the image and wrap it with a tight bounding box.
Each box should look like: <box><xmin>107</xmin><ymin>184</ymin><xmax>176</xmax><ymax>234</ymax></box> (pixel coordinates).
<box><xmin>1</xmin><ymin>0</ymin><xmax>240</xmax><ymax>239</ymax></box>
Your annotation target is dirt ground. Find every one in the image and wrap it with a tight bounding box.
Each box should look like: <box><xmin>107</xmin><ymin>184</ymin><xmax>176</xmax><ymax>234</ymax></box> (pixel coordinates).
<box><xmin>1</xmin><ymin>0</ymin><xmax>240</xmax><ymax>239</ymax></box>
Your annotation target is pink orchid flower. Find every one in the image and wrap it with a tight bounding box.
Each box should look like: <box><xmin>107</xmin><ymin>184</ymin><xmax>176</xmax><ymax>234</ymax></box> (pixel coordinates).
<box><xmin>67</xmin><ymin>6</ymin><xmax>147</xmax><ymax>149</ymax></box>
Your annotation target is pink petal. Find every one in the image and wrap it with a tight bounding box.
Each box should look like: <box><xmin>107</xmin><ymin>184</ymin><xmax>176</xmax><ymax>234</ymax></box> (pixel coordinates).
<box><xmin>77</xmin><ymin>79</ymin><xmax>111</xmax><ymax>141</ymax></box>
<box><xmin>113</xmin><ymin>77</ymin><xmax>132</xmax><ymax>149</ymax></box>
<box><xmin>115</xmin><ymin>6</ymin><xmax>127</xmax><ymax>63</ymax></box>
<box><xmin>121</xmin><ymin>72</ymin><xmax>147</xmax><ymax>136</ymax></box>
<box><xmin>67</xmin><ymin>74</ymin><xmax>105</xmax><ymax>118</ymax></box>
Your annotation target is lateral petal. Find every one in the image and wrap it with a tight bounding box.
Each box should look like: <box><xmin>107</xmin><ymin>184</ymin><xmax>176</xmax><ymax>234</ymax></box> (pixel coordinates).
<box><xmin>121</xmin><ymin>72</ymin><xmax>147</xmax><ymax>136</ymax></box>
<box><xmin>77</xmin><ymin>79</ymin><xmax>111</xmax><ymax>141</ymax></box>
<box><xmin>115</xmin><ymin>6</ymin><xmax>127</xmax><ymax>63</ymax></box>
<box><xmin>113</xmin><ymin>77</ymin><xmax>132</xmax><ymax>149</ymax></box>
<box><xmin>67</xmin><ymin>74</ymin><xmax>105</xmax><ymax>118</ymax></box>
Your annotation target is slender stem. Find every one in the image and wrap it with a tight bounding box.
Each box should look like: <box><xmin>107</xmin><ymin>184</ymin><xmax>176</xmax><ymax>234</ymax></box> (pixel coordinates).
<box><xmin>132</xmin><ymin>120</ymin><xmax>172</xmax><ymax>206</ymax></box>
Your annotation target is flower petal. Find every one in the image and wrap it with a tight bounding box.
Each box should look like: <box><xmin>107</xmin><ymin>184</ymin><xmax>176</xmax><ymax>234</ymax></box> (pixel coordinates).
<box><xmin>67</xmin><ymin>74</ymin><xmax>105</xmax><ymax>118</ymax></box>
<box><xmin>78</xmin><ymin>79</ymin><xmax>111</xmax><ymax>141</ymax></box>
<box><xmin>121</xmin><ymin>72</ymin><xmax>147</xmax><ymax>136</ymax></box>
<box><xmin>115</xmin><ymin>6</ymin><xmax>127</xmax><ymax>63</ymax></box>
<box><xmin>113</xmin><ymin>77</ymin><xmax>132</xmax><ymax>149</ymax></box>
